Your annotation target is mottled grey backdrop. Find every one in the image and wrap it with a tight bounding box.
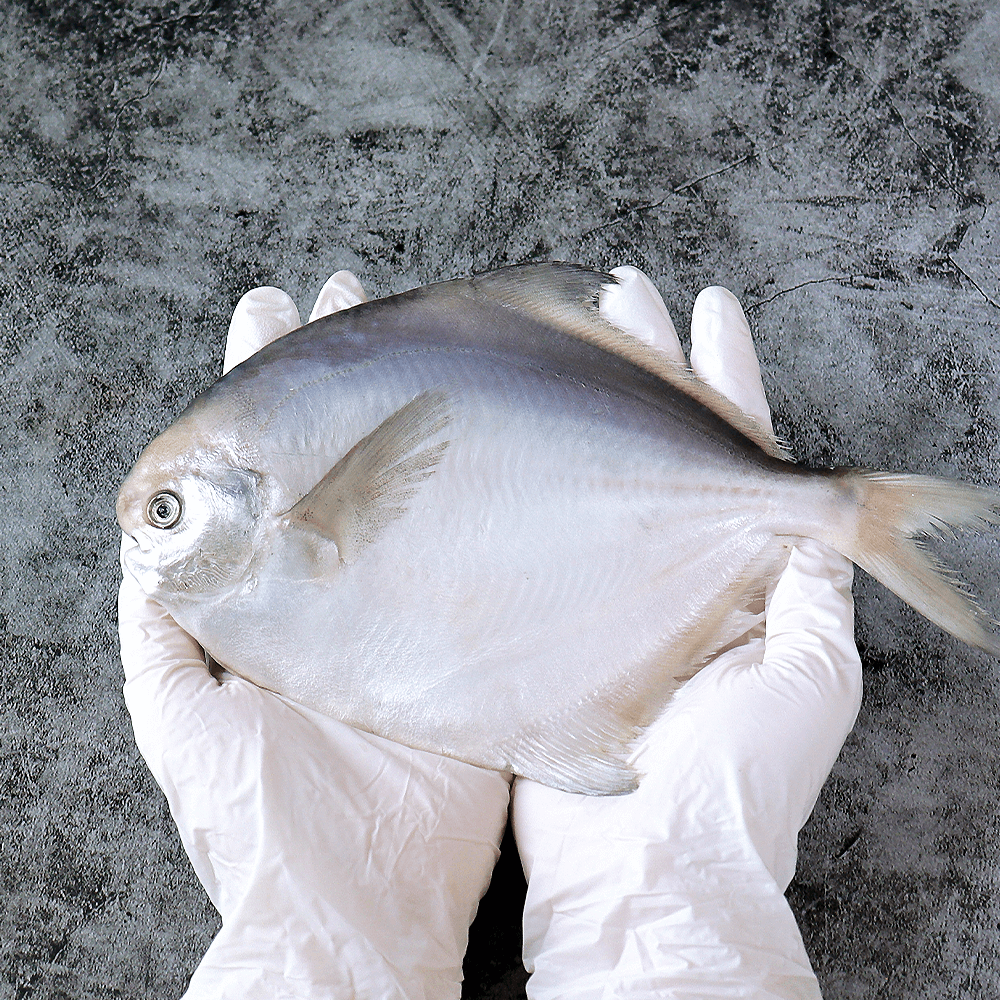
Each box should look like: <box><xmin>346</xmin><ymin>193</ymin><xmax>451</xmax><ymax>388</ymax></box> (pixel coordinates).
<box><xmin>3</xmin><ymin>1</ymin><xmax>1000</xmax><ymax>997</ymax></box>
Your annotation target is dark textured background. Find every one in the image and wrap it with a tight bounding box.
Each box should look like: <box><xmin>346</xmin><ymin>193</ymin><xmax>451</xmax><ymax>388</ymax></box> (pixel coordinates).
<box><xmin>2</xmin><ymin>1</ymin><xmax>1000</xmax><ymax>997</ymax></box>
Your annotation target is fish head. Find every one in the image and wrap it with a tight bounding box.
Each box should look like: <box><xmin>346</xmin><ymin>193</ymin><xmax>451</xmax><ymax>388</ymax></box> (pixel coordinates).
<box><xmin>117</xmin><ymin>418</ymin><xmax>264</xmax><ymax>603</ymax></box>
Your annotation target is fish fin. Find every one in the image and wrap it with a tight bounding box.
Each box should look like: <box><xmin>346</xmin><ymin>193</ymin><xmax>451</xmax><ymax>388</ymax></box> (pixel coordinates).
<box><xmin>831</xmin><ymin>471</ymin><xmax>1000</xmax><ymax>654</ymax></box>
<box><xmin>282</xmin><ymin>390</ymin><xmax>451</xmax><ymax>563</ymax></box>
<box><xmin>654</xmin><ymin>543</ymin><xmax>790</xmax><ymax>680</ymax></box>
<box><xmin>466</xmin><ymin>263</ymin><xmax>790</xmax><ymax>461</ymax></box>
<box><xmin>504</xmin><ymin>686</ymin><xmax>647</xmax><ymax>795</ymax></box>
<box><xmin>502</xmin><ymin>534</ymin><xmax>793</xmax><ymax>795</ymax></box>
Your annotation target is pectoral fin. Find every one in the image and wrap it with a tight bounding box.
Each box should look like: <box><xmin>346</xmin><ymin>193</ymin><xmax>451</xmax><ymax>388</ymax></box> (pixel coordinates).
<box><xmin>283</xmin><ymin>391</ymin><xmax>451</xmax><ymax>564</ymax></box>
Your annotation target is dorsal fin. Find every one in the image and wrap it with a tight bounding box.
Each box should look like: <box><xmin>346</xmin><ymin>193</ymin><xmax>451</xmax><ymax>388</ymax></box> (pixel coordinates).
<box><xmin>460</xmin><ymin>263</ymin><xmax>790</xmax><ymax>462</ymax></box>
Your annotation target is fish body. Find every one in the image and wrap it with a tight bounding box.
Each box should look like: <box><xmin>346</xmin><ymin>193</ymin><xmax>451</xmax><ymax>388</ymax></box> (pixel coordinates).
<box><xmin>117</xmin><ymin>264</ymin><xmax>1000</xmax><ymax>793</ymax></box>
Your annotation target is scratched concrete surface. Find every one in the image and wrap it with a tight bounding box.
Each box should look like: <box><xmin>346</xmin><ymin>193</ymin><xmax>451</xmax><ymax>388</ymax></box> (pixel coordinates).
<box><xmin>2</xmin><ymin>1</ymin><xmax>1000</xmax><ymax>997</ymax></box>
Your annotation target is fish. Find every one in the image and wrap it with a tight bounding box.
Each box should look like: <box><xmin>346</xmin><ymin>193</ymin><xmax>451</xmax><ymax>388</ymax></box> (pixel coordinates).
<box><xmin>117</xmin><ymin>263</ymin><xmax>1000</xmax><ymax>795</ymax></box>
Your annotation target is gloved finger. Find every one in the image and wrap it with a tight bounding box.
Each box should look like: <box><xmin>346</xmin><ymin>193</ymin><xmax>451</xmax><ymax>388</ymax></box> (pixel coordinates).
<box><xmin>628</xmin><ymin>539</ymin><xmax>859</xmax><ymax>896</ymax></box>
<box><xmin>689</xmin><ymin>286</ymin><xmax>775</xmax><ymax>436</ymax></box>
<box><xmin>600</xmin><ymin>265</ymin><xmax>685</xmax><ymax>364</ymax></box>
<box><xmin>118</xmin><ymin>537</ymin><xmax>206</xmax><ymax>684</ymax></box>
<box><xmin>756</xmin><ymin>539</ymin><xmax>861</xmax><ymax>836</ymax></box>
<box><xmin>223</xmin><ymin>287</ymin><xmax>301</xmax><ymax>375</ymax></box>
<box><xmin>118</xmin><ymin>535</ymin><xmax>234</xmax><ymax>720</ymax></box>
<box><xmin>119</xmin><ymin>538</ymin><xmax>223</xmax><ymax>785</ymax></box>
<box><xmin>308</xmin><ymin>270</ymin><xmax>367</xmax><ymax>323</ymax></box>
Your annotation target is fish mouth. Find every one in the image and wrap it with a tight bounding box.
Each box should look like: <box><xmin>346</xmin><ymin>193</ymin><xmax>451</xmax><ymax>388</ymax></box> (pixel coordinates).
<box><xmin>121</xmin><ymin>526</ymin><xmax>156</xmax><ymax>555</ymax></box>
<box><xmin>119</xmin><ymin>517</ymin><xmax>157</xmax><ymax>576</ymax></box>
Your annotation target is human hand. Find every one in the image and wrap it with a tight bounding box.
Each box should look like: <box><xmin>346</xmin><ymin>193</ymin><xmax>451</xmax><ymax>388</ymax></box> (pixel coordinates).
<box><xmin>119</xmin><ymin>273</ymin><xmax>511</xmax><ymax>1000</ymax></box>
<box><xmin>512</xmin><ymin>268</ymin><xmax>863</xmax><ymax>999</ymax></box>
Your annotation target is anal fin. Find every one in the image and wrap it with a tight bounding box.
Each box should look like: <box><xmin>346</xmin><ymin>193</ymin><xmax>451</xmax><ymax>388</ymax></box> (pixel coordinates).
<box><xmin>503</xmin><ymin>539</ymin><xmax>793</xmax><ymax>795</ymax></box>
<box><xmin>503</xmin><ymin>684</ymin><xmax>650</xmax><ymax>795</ymax></box>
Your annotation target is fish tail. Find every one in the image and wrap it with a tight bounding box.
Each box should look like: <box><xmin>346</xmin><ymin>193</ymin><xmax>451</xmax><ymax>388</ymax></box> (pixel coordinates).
<box><xmin>831</xmin><ymin>470</ymin><xmax>1000</xmax><ymax>655</ymax></box>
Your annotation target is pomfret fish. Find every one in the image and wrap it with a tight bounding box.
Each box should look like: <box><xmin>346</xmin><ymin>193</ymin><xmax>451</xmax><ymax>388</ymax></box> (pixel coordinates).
<box><xmin>117</xmin><ymin>264</ymin><xmax>1000</xmax><ymax>794</ymax></box>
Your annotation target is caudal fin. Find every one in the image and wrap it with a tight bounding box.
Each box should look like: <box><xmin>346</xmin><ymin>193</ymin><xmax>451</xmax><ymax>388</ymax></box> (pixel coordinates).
<box><xmin>838</xmin><ymin>471</ymin><xmax>1000</xmax><ymax>655</ymax></box>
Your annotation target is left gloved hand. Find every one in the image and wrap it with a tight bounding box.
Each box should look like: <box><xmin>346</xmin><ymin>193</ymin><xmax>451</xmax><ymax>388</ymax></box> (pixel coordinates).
<box><xmin>512</xmin><ymin>268</ymin><xmax>863</xmax><ymax>999</ymax></box>
<box><xmin>119</xmin><ymin>272</ymin><xmax>511</xmax><ymax>1000</ymax></box>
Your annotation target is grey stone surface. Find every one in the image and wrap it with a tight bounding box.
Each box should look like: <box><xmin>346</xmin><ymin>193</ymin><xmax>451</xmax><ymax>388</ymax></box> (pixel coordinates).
<box><xmin>2</xmin><ymin>1</ymin><xmax>1000</xmax><ymax>997</ymax></box>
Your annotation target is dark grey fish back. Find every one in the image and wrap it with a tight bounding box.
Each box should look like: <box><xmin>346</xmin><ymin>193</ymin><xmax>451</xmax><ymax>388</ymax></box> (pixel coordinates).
<box><xmin>206</xmin><ymin>268</ymin><xmax>776</xmax><ymax>467</ymax></box>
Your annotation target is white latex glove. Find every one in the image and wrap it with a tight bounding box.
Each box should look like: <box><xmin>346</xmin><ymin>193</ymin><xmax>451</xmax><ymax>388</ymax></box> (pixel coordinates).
<box><xmin>119</xmin><ymin>271</ymin><xmax>511</xmax><ymax>1000</ymax></box>
<box><xmin>512</xmin><ymin>267</ymin><xmax>863</xmax><ymax>999</ymax></box>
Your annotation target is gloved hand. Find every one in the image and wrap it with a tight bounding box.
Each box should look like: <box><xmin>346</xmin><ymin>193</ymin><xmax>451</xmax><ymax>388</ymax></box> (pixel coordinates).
<box><xmin>512</xmin><ymin>268</ymin><xmax>863</xmax><ymax>999</ymax></box>
<box><xmin>118</xmin><ymin>272</ymin><xmax>511</xmax><ymax>1000</ymax></box>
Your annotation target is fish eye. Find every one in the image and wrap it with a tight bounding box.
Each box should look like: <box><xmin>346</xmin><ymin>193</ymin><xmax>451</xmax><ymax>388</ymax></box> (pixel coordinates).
<box><xmin>147</xmin><ymin>491</ymin><xmax>182</xmax><ymax>529</ymax></box>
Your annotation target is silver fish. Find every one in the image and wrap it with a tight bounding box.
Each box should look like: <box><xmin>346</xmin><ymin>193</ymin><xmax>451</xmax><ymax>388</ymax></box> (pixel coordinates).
<box><xmin>117</xmin><ymin>264</ymin><xmax>1000</xmax><ymax>794</ymax></box>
